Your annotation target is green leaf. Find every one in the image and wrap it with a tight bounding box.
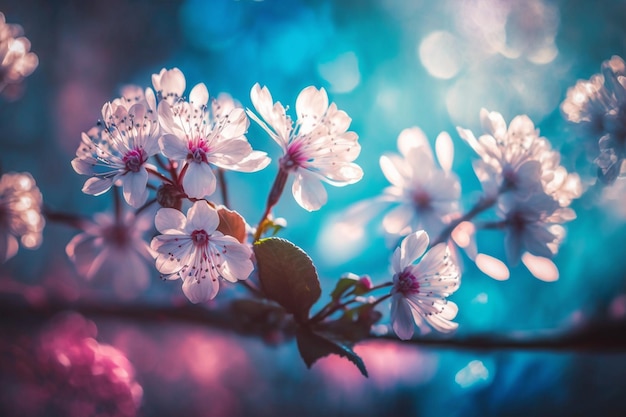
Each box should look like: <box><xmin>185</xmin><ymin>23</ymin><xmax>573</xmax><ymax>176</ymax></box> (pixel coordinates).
<box><xmin>296</xmin><ymin>326</ymin><xmax>368</xmax><ymax>377</ymax></box>
<box><xmin>253</xmin><ymin>238</ymin><xmax>321</xmax><ymax>323</ymax></box>
<box><xmin>330</xmin><ymin>276</ymin><xmax>359</xmax><ymax>301</ymax></box>
<box><xmin>217</xmin><ymin>207</ymin><xmax>247</xmax><ymax>243</ymax></box>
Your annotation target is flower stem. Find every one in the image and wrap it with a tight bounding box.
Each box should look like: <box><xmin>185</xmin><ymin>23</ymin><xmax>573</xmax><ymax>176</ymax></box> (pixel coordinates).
<box><xmin>239</xmin><ymin>279</ymin><xmax>264</xmax><ymax>298</ymax></box>
<box><xmin>135</xmin><ymin>198</ymin><xmax>157</xmax><ymax>216</ymax></box>
<box><xmin>217</xmin><ymin>168</ymin><xmax>230</xmax><ymax>208</ymax></box>
<box><xmin>366</xmin><ymin>282</ymin><xmax>393</xmax><ymax>292</ymax></box>
<box><xmin>42</xmin><ymin>207</ymin><xmax>89</xmax><ymax>230</ymax></box>
<box><xmin>254</xmin><ymin>167</ymin><xmax>289</xmax><ymax>241</ymax></box>
<box><xmin>431</xmin><ymin>194</ymin><xmax>497</xmax><ymax>247</ymax></box>
<box><xmin>113</xmin><ymin>186</ymin><xmax>122</xmax><ymax>223</ymax></box>
<box><xmin>147</xmin><ymin>167</ymin><xmax>174</xmax><ymax>185</ymax></box>
<box><xmin>309</xmin><ymin>298</ymin><xmax>360</xmax><ymax>324</ymax></box>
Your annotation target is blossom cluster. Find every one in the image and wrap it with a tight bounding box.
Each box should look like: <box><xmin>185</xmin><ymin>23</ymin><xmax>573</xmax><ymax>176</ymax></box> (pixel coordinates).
<box><xmin>2</xmin><ymin>21</ymin><xmax>621</xmax><ymax>350</ymax></box>
<box><xmin>67</xmin><ymin>68</ymin><xmax>363</xmax><ymax>303</ymax></box>
<box><xmin>561</xmin><ymin>55</ymin><xmax>626</xmax><ymax>184</ymax></box>
<box><xmin>0</xmin><ymin>12</ymin><xmax>38</xmax><ymax>98</ymax></box>
<box><xmin>0</xmin><ymin>171</ymin><xmax>44</xmax><ymax>262</ymax></box>
<box><xmin>457</xmin><ymin>109</ymin><xmax>581</xmax><ymax>268</ymax></box>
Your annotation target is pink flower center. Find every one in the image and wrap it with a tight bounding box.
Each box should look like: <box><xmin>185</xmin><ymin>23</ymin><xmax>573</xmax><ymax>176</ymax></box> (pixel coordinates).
<box><xmin>412</xmin><ymin>190</ymin><xmax>431</xmax><ymax>209</ymax></box>
<box><xmin>396</xmin><ymin>270</ymin><xmax>420</xmax><ymax>295</ymax></box>
<box><xmin>280</xmin><ymin>141</ymin><xmax>309</xmax><ymax>171</ymax></box>
<box><xmin>191</xmin><ymin>229</ymin><xmax>209</xmax><ymax>247</ymax></box>
<box><xmin>103</xmin><ymin>224</ymin><xmax>130</xmax><ymax>247</ymax></box>
<box><xmin>188</xmin><ymin>140</ymin><xmax>209</xmax><ymax>164</ymax></box>
<box><xmin>123</xmin><ymin>148</ymin><xmax>147</xmax><ymax>173</ymax></box>
<box><xmin>501</xmin><ymin>165</ymin><xmax>518</xmax><ymax>190</ymax></box>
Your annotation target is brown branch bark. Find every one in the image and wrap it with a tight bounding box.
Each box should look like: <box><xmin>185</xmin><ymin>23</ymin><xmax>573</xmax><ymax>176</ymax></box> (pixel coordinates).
<box><xmin>1</xmin><ymin>297</ymin><xmax>625</xmax><ymax>353</ymax></box>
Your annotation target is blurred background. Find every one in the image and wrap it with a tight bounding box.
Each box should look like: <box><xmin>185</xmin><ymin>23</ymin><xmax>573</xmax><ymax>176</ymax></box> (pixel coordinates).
<box><xmin>1</xmin><ymin>0</ymin><xmax>626</xmax><ymax>416</ymax></box>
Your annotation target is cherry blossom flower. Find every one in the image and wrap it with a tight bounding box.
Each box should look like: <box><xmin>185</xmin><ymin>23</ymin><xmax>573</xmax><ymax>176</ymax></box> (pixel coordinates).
<box><xmin>71</xmin><ymin>92</ymin><xmax>160</xmax><ymax>208</ymax></box>
<box><xmin>248</xmin><ymin>83</ymin><xmax>363</xmax><ymax>211</ymax></box>
<box><xmin>155</xmin><ymin>68</ymin><xmax>269</xmax><ymax>199</ymax></box>
<box><xmin>497</xmin><ymin>193</ymin><xmax>567</xmax><ymax>266</ymax></box>
<box><xmin>379</xmin><ymin>127</ymin><xmax>460</xmax><ymax>239</ymax></box>
<box><xmin>390</xmin><ymin>230</ymin><xmax>460</xmax><ymax>340</ymax></box>
<box><xmin>561</xmin><ymin>55</ymin><xmax>626</xmax><ymax>183</ymax></box>
<box><xmin>458</xmin><ymin>109</ymin><xmax>580</xmax><ymax>203</ymax></box>
<box><xmin>0</xmin><ymin>12</ymin><xmax>38</xmax><ymax>97</ymax></box>
<box><xmin>0</xmin><ymin>171</ymin><xmax>44</xmax><ymax>262</ymax></box>
<box><xmin>151</xmin><ymin>200</ymin><xmax>254</xmax><ymax>303</ymax></box>
<box><xmin>65</xmin><ymin>207</ymin><xmax>155</xmax><ymax>299</ymax></box>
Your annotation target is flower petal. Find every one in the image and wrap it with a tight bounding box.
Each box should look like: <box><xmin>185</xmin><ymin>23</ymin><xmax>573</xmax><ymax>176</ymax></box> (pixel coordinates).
<box><xmin>382</xmin><ymin>204</ymin><xmax>413</xmax><ymax>235</ymax></box>
<box><xmin>187</xmin><ymin>200</ymin><xmax>219</xmax><ymax>233</ymax></box>
<box><xmin>391</xmin><ymin>294</ymin><xmax>415</xmax><ymax>340</ymax></box>
<box><xmin>397</xmin><ymin>127</ymin><xmax>431</xmax><ymax>159</ymax></box>
<box><xmin>292</xmin><ymin>171</ymin><xmax>328</xmax><ymax>211</ymax></box>
<box><xmin>220</xmin><ymin>107</ymin><xmax>249</xmax><ymax>139</ymax></box>
<box><xmin>189</xmin><ymin>83</ymin><xmax>209</xmax><ymax>107</ymax></box>
<box><xmin>122</xmin><ymin>170</ymin><xmax>148</xmax><ymax>208</ymax></box>
<box><xmin>182</xmin><ymin>275</ymin><xmax>219</xmax><ymax>303</ymax></box>
<box><xmin>435</xmin><ymin>131</ymin><xmax>454</xmax><ymax>172</ymax></box>
<box><xmin>380</xmin><ymin>154</ymin><xmax>410</xmax><ymax>188</ymax></box>
<box><xmin>159</xmin><ymin>134</ymin><xmax>188</xmax><ymax>160</ymax></box>
<box><xmin>296</xmin><ymin>86</ymin><xmax>329</xmax><ymax>134</ymax></box>
<box><xmin>211</xmin><ymin>235</ymin><xmax>253</xmax><ymax>282</ymax></box>
<box><xmin>479</xmin><ymin>108</ymin><xmax>507</xmax><ymax>139</ymax></box>
<box><xmin>182</xmin><ymin>162</ymin><xmax>216</xmax><ymax>199</ymax></box>
<box><xmin>228</xmin><ymin>150</ymin><xmax>271</xmax><ymax>172</ymax></box>
<box><xmin>154</xmin><ymin>208</ymin><xmax>187</xmax><ymax>233</ymax></box>
<box><xmin>399</xmin><ymin>230</ymin><xmax>429</xmax><ymax>270</ymax></box>
<box><xmin>82</xmin><ymin>177</ymin><xmax>114</xmax><ymax>196</ymax></box>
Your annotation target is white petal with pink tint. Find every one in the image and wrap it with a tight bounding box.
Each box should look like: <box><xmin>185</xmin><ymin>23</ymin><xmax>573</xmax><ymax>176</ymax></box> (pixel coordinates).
<box><xmin>292</xmin><ymin>171</ymin><xmax>328</xmax><ymax>212</ymax></box>
<box><xmin>183</xmin><ymin>162</ymin><xmax>216</xmax><ymax>199</ymax></box>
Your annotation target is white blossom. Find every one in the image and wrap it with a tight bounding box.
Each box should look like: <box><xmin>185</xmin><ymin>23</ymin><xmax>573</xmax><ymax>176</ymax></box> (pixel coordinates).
<box><xmin>390</xmin><ymin>231</ymin><xmax>460</xmax><ymax>340</ymax></box>
<box><xmin>71</xmin><ymin>94</ymin><xmax>160</xmax><ymax>208</ymax></box>
<box><xmin>151</xmin><ymin>201</ymin><xmax>254</xmax><ymax>303</ymax></box>
<box><xmin>497</xmin><ymin>193</ymin><xmax>566</xmax><ymax>266</ymax></box>
<box><xmin>380</xmin><ymin>127</ymin><xmax>460</xmax><ymax>239</ymax></box>
<box><xmin>155</xmin><ymin>68</ymin><xmax>269</xmax><ymax>199</ymax></box>
<box><xmin>561</xmin><ymin>55</ymin><xmax>626</xmax><ymax>183</ymax></box>
<box><xmin>248</xmin><ymin>83</ymin><xmax>363</xmax><ymax>211</ymax></box>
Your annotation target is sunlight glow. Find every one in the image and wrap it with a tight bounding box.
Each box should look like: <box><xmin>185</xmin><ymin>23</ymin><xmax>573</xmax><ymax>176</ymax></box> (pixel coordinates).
<box><xmin>318</xmin><ymin>215</ymin><xmax>366</xmax><ymax>265</ymax></box>
<box><xmin>317</xmin><ymin>51</ymin><xmax>361</xmax><ymax>93</ymax></box>
<box><xmin>418</xmin><ymin>31</ymin><xmax>462</xmax><ymax>79</ymax></box>
<box><xmin>455</xmin><ymin>360</ymin><xmax>490</xmax><ymax>388</ymax></box>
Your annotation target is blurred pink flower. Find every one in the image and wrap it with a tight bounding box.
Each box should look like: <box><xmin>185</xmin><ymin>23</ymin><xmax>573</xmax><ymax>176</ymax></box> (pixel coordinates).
<box><xmin>1</xmin><ymin>313</ymin><xmax>142</xmax><ymax>417</ymax></box>
<box><xmin>498</xmin><ymin>193</ymin><xmax>566</xmax><ymax>266</ymax></box>
<box><xmin>0</xmin><ymin>171</ymin><xmax>44</xmax><ymax>262</ymax></box>
<box><xmin>379</xmin><ymin>127</ymin><xmax>460</xmax><ymax>239</ymax></box>
<box><xmin>0</xmin><ymin>12</ymin><xmax>38</xmax><ymax>96</ymax></box>
<box><xmin>65</xmin><ymin>208</ymin><xmax>154</xmax><ymax>299</ymax></box>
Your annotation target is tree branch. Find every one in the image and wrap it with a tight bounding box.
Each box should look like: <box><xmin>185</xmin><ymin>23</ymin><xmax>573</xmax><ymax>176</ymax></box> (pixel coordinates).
<box><xmin>1</xmin><ymin>297</ymin><xmax>625</xmax><ymax>353</ymax></box>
